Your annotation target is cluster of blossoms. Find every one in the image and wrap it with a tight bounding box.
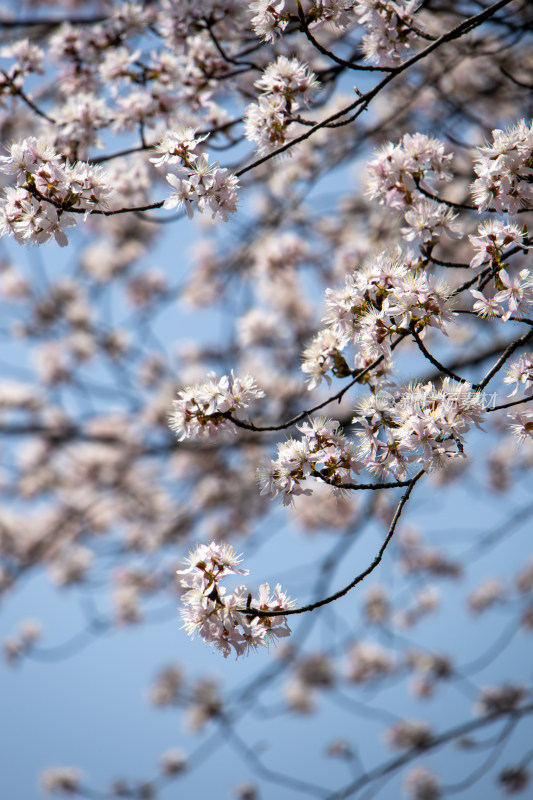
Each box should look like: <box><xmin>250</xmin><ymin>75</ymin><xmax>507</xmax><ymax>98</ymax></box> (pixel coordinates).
<box><xmin>354</xmin><ymin>0</ymin><xmax>418</xmax><ymax>66</ymax></box>
<box><xmin>301</xmin><ymin>327</ymin><xmax>350</xmax><ymax>390</ymax></box>
<box><xmin>0</xmin><ymin>137</ymin><xmax>112</xmax><ymax>246</ymax></box>
<box><xmin>302</xmin><ymin>249</ymin><xmax>453</xmax><ymax>388</ymax></box>
<box><xmin>151</xmin><ymin>127</ymin><xmax>239</xmax><ymax>221</ymax></box>
<box><xmin>468</xmin><ymin>219</ymin><xmax>526</xmax><ymax>269</ymax></box>
<box><xmin>178</xmin><ymin>542</ymin><xmax>294</xmax><ymax>657</ymax></box>
<box><xmin>366</xmin><ymin>133</ymin><xmax>453</xmax><ymax>211</ymax></box>
<box><xmin>249</xmin><ymin>0</ymin><xmax>290</xmax><ymax>41</ymax></box>
<box><xmin>401</xmin><ymin>198</ymin><xmax>460</xmax><ymax>246</ymax></box>
<box><xmin>406</xmin><ymin>649</ymin><xmax>453</xmax><ymax>699</ymax></box>
<box><xmin>284</xmin><ymin>651</ymin><xmax>335</xmax><ymax>714</ymax></box>
<box><xmin>258</xmin><ymin>417</ymin><xmax>362</xmax><ymax>505</ymax></box>
<box><xmin>346</xmin><ymin>641</ymin><xmax>395</xmax><ymax>683</ymax></box>
<box><xmin>476</xmin><ymin>684</ymin><xmax>525</xmax><ymax>716</ymax></box>
<box><xmin>470</xmin><ymin>267</ymin><xmax>533</xmax><ymax>321</ymax></box>
<box><xmin>40</xmin><ymin>768</ymin><xmax>83</xmax><ymax>796</ymax></box>
<box><xmin>3</xmin><ymin>619</ymin><xmax>42</xmax><ymax>664</ymax></box>
<box><xmin>0</xmin><ymin>38</ymin><xmax>44</xmax><ymax>89</ymax></box>
<box><xmin>468</xmin><ymin>577</ymin><xmax>506</xmax><ymax>615</ymax></box>
<box><xmin>244</xmin><ymin>56</ymin><xmax>319</xmax><ymax>154</ymax></box>
<box><xmin>249</xmin><ymin>1</ymin><xmax>354</xmax><ymax>42</ymax></box>
<box><xmin>499</xmin><ymin>766</ymin><xmax>530</xmax><ymax>796</ymax></box>
<box><xmin>168</xmin><ymin>372</ymin><xmax>264</xmax><ymax>441</ymax></box>
<box><xmin>353</xmin><ymin>378</ymin><xmax>486</xmax><ymax>477</ymax></box>
<box><xmin>399</xmin><ymin>530</ymin><xmax>461</xmax><ymax>580</ymax></box>
<box><xmin>504</xmin><ymin>354</ymin><xmax>533</xmax><ymax>396</ymax></box>
<box><xmin>471</xmin><ymin>120</ymin><xmax>533</xmax><ymax>213</ymax></box>
<box><xmin>304</xmin><ymin>0</ymin><xmax>356</xmax><ymax>29</ymax></box>
<box><xmin>249</xmin><ymin>0</ymin><xmax>418</xmax><ymax>65</ymax></box>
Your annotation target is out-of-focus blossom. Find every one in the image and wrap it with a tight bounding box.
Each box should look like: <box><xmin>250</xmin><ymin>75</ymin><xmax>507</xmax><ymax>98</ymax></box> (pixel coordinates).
<box><xmin>504</xmin><ymin>354</ymin><xmax>533</xmax><ymax>396</ymax></box>
<box><xmin>404</xmin><ymin>766</ymin><xmax>441</xmax><ymax>800</ymax></box>
<box><xmin>40</xmin><ymin>768</ymin><xmax>83</xmax><ymax>795</ymax></box>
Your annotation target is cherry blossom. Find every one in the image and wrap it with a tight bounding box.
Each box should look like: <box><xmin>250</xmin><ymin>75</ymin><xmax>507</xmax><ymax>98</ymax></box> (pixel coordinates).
<box><xmin>504</xmin><ymin>354</ymin><xmax>533</xmax><ymax>396</ymax></box>
<box><xmin>177</xmin><ymin>542</ymin><xmax>294</xmax><ymax>657</ymax></box>
<box><xmin>258</xmin><ymin>417</ymin><xmax>362</xmax><ymax>504</ymax></box>
<box><xmin>169</xmin><ymin>372</ymin><xmax>264</xmax><ymax>440</ymax></box>
<box><xmin>468</xmin><ymin>219</ymin><xmax>526</xmax><ymax>269</ymax></box>
<box><xmin>508</xmin><ymin>408</ymin><xmax>533</xmax><ymax>443</ymax></box>
<box><xmin>471</xmin><ymin>120</ymin><xmax>533</xmax><ymax>213</ymax></box>
<box><xmin>244</xmin><ymin>56</ymin><xmax>319</xmax><ymax>154</ymax></box>
<box><xmin>355</xmin><ymin>0</ymin><xmax>418</xmax><ymax>66</ymax></box>
<box><xmin>367</xmin><ymin>133</ymin><xmax>453</xmax><ymax>211</ymax></box>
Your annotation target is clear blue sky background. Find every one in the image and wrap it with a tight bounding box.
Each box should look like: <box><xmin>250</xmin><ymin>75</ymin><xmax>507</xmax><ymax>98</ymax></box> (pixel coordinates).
<box><xmin>2</xmin><ymin>461</ymin><xmax>533</xmax><ymax>799</ymax></box>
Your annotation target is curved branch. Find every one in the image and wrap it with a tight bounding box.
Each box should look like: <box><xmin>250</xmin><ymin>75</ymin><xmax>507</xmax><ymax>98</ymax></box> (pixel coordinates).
<box><xmin>296</xmin><ymin>2</ymin><xmax>391</xmax><ymax>73</ymax></box>
<box><xmin>477</xmin><ymin>327</ymin><xmax>533</xmax><ymax>390</ymax></box>
<box><xmin>226</xmin><ymin>334</ymin><xmax>409</xmax><ymax>434</ymax></box>
<box><xmin>410</xmin><ymin>326</ymin><xmax>473</xmax><ymax>385</ymax></box>
<box><xmin>415</xmin><ymin>178</ymin><xmax>533</xmax><ymax>215</ymax></box>
<box><xmin>240</xmin><ymin>470</ymin><xmax>424</xmax><ymax>618</ymax></box>
<box><xmin>0</xmin><ymin>15</ymin><xmax>106</xmax><ymax>28</ymax></box>
<box><xmin>0</xmin><ymin>69</ymin><xmax>56</xmax><ymax>123</ymax></box>
<box><xmin>487</xmin><ymin>394</ymin><xmax>533</xmax><ymax>413</ymax></box>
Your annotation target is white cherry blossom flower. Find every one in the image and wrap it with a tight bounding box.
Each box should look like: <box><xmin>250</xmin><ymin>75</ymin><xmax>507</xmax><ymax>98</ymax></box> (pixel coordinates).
<box><xmin>504</xmin><ymin>354</ymin><xmax>533</xmax><ymax>396</ymax></box>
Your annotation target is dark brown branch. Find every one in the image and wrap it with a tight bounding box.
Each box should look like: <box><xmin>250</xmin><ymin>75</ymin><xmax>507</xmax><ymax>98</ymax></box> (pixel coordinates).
<box><xmin>487</xmin><ymin>394</ymin><xmax>533</xmax><ymax>413</ymax></box>
<box><xmin>296</xmin><ymin>2</ymin><xmax>390</xmax><ymax>73</ymax></box>
<box><xmin>204</xmin><ymin>19</ymin><xmax>260</xmax><ymax>71</ymax></box>
<box><xmin>0</xmin><ymin>69</ymin><xmax>56</xmax><ymax>123</ymax></box>
<box><xmin>477</xmin><ymin>328</ymin><xmax>533</xmax><ymax>390</ymax></box>
<box><xmin>239</xmin><ymin>470</ymin><xmax>424</xmax><ymax>618</ymax></box>
<box><xmin>425</xmin><ymin>236</ymin><xmax>532</xmax><ymax>271</ymax></box>
<box><xmin>421</xmin><ymin>338</ymin><xmax>531</xmax><ymax>384</ymax></box>
<box><xmin>415</xmin><ymin>177</ymin><xmax>533</xmax><ymax>214</ymax></box>
<box><xmin>27</xmin><ymin>184</ymin><xmax>165</xmax><ymax>216</ymax></box>
<box><xmin>317</xmin><ymin>475</ymin><xmax>414</xmax><ymax>491</ymax></box>
<box><xmin>0</xmin><ymin>15</ymin><xmax>107</xmax><ymax>27</ymax></box>
<box><xmin>452</xmin><ymin>266</ymin><xmax>493</xmax><ymax>298</ymax></box>
<box><xmin>91</xmin><ymin>117</ymin><xmax>242</xmax><ymax>165</ymax></box>
<box><xmin>410</xmin><ymin>325</ymin><xmax>472</xmax><ymax>385</ymax></box>
<box><xmin>499</xmin><ymin>65</ymin><xmax>533</xmax><ymax>89</ymax></box>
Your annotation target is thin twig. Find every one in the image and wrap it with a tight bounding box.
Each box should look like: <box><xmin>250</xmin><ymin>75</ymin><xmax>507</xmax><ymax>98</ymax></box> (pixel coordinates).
<box><xmin>1</xmin><ymin>69</ymin><xmax>56</xmax><ymax>123</ymax></box>
<box><xmin>410</xmin><ymin>326</ymin><xmax>472</xmax><ymax>385</ymax></box>
<box><xmin>487</xmin><ymin>395</ymin><xmax>533</xmax><ymax>413</ymax></box>
<box><xmin>296</xmin><ymin>2</ymin><xmax>389</xmax><ymax>73</ymax></box>
<box><xmin>477</xmin><ymin>328</ymin><xmax>533</xmax><ymax>390</ymax></box>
